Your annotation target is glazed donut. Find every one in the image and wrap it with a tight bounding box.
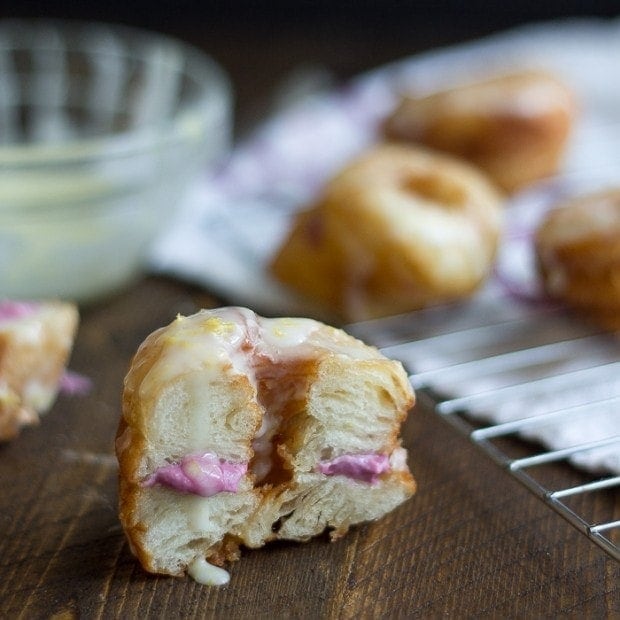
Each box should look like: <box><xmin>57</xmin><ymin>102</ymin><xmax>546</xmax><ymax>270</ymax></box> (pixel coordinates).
<box><xmin>383</xmin><ymin>70</ymin><xmax>574</xmax><ymax>192</ymax></box>
<box><xmin>0</xmin><ymin>300</ymin><xmax>79</xmax><ymax>441</ymax></box>
<box><xmin>535</xmin><ymin>189</ymin><xmax>620</xmax><ymax>330</ymax></box>
<box><xmin>270</xmin><ymin>143</ymin><xmax>503</xmax><ymax>322</ymax></box>
<box><xmin>116</xmin><ymin>307</ymin><xmax>415</xmax><ymax>585</ymax></box>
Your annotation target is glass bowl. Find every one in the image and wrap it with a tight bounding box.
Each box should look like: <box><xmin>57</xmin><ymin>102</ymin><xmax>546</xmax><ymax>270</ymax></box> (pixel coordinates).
<box><xmin>0</xmin><ymin>19</ymin><xmax>231</xmax><ymax>302</ymax></box>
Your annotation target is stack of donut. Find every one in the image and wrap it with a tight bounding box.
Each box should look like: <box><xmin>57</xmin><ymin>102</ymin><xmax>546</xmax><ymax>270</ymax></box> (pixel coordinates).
<box><xmin>271</xmin><ymin>69</ymin><xmax>576</xmax><ymax>321</ymax></box>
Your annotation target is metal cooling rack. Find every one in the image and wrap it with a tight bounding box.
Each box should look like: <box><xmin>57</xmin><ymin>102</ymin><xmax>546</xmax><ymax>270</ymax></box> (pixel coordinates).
<box><xmin>349</xmin><ymin>295</ymin><xmax>620</xmax><ymax>561</ymax></box>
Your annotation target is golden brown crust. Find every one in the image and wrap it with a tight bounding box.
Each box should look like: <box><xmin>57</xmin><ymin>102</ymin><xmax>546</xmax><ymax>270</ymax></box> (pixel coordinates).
<box><xmin>118</xmin><ymin>326</ymin><xmax>184</xmax><ymax>575</ymax></box>
<box><xmin>117</xmin><ymin>326</ymin><xmax>166</xmax><ymax>483</ymax></box>
<box><xmin>0</xmin><ymin>301</ymin><xmax>79</xmax><ymax>441</ymax></box>
<box><xmin>383</xmin><ymin>70</ymin><xmax>574</xmax><ymax>192</ymax></box>
<box><xmin>535</xmin><ymin>189</ymin><xmax>620</xmax><ymax>330</ymax></box>
<box><xmin>116</xmin><ymin>329</ymin><xmax>162</xmax><ymax>573</ymax></box>
<box><xmin>117</xmin><ymin>316</ymin><xmax>264</xmax><ymax>574</ymax></box>
<box><xmin>271</xmin><ymin>143</ymin><xmax>503</xmax><ymax>321</ymax></box>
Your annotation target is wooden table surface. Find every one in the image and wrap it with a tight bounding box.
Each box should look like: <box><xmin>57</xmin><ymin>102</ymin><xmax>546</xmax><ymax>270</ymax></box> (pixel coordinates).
<box><xmin>1</xmin><ymin>9</ymin><xmax>619</xmax><ymax>618</ymax></box>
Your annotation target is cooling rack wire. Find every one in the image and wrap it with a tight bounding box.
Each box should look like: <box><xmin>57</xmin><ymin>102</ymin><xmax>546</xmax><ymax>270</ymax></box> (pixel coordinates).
<box><xmin>348</xmin><ymin>296</ymin><xmax>620</xmax><ymax>562</ymax></box>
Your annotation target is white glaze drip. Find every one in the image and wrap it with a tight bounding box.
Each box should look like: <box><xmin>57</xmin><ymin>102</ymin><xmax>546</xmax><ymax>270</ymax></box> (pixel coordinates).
<box><xmin>188</xmin><ymin>557</ymin><xmax>230</xmax><ymax>586</ymax></box>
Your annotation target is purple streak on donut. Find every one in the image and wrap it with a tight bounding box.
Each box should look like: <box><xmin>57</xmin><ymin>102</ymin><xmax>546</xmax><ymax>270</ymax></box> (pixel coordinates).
<box><xmin>317</xmin><ymin>452</ymin><xmax>390</xmax><ymax>485</ymax></box>
<box><xmin>144</xmin><ymin>453</ymin><xmax>248</xmax><ymax>497</ymax></box>
<box><xmin>0</xmin><ymin>300</ymin><xmax>38</xmax><ymax>321</ymax></box>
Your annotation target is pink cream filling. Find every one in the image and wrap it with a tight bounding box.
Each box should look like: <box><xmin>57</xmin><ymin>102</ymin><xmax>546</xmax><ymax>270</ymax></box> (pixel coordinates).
<box><xmin>316</xmin><ymin>453</ymin><xmax>390</xmax><ymax>485</ymax></box>
<box><xmin>0</xmin><ymin>300</ymin><xmax>38</xmax><ymax>321</ymax></box>
<box><xmin>144</xmin><ymin>453</ymin><xmax>248</xmax><ymax>497</ymax></box>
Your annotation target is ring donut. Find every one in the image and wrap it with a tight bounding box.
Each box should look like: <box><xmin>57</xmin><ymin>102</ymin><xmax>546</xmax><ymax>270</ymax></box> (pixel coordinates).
<box><xmin>383</xmin><ymin>70</ymin><xmax>574</xmax><ymax>192</ymax></box>
<box><xmin>116</xmin><ymin>307</ymin><xmax>415</xmax><ymax>584</ymax></box>
<box><xmin>271</xmin><ymin>143</ymin><xmax>503</xmax><ymax>322</ymax></box>
<box><xmin>535</xmin><ymin>189</ymin><xmax>620</xmax><ymax>330</ymax></box>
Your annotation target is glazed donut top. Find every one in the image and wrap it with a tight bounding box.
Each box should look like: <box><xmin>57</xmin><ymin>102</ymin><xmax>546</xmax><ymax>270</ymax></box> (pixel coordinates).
<box><xmin>386</xmin><ymin>70</ymin><xmax>574</xmax><ymax>132</ymax></box>
<box><xmin>536</xmin><ymin>189</ymin><xmax>620</xmax><ymax>247</ymax></box>
<box><xmin>131</xmin><ymin>307</ymin><xmax>385</xmax><ymax>396</ymax></box>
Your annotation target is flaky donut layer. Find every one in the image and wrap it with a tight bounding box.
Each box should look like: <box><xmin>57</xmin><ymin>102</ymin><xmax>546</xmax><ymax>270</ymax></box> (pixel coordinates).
<box><xmin>116</xmin><ymin>307</ymin><xmax>415</xmax><ymax>578</ymax></box>
<box><xmin>271</xmin><ymin>144</ymin><xmax>503</xmax><ymax>321</ymax></box>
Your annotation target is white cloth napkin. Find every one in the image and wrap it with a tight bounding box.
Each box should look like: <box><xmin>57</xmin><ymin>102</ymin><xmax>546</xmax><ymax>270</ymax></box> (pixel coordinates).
<box><xmin>150</xmin><ymin>18</ymin><xmax>620</xmax><ymax>475</ymax></box>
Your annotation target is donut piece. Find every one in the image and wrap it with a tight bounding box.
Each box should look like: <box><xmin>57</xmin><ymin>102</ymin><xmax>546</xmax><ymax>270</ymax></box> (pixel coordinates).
<box><xmin>270</xmin><ymin>143</ymin><xmax>503</xmax><ymax>322</ymax></box>
<box><xmin>535</xmin><ymin>189</ymin><xmax>620</xmax><ymax>330</ymax></box>
<box><xmin>383</xmin><ymin>70</ymin><xmax>574</xmax><ymax>192</ymax></box>
<box><xmin>0</xmin><ymin>300</ymin><xmax>79</xmax><ymax>441</ymax></box>
<box><xmin>116</xmin><ymin>307</ymin><xmax>415</xmax><ymax>584</ymax></box>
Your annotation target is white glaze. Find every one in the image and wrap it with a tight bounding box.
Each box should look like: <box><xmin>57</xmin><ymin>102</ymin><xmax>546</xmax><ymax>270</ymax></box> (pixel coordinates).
<box><xmin>440</xmin><ymin>74</ymin><xmax>573</xmax><ymax>118</ymax></box>
<box><xmin>187</xmin><ymin>557</ymin><xmax>230</xmax><ymax>586</ymax></box>
<box><xmin>140</xmin><ymin>306</ymin><xmax>379</xmax><ymax>401</ymax></box>
<box><xmin>389</xmin><ymin>447</ymin><xmax>409</xmax><ymax>472</ymax></box>
<box><xmin>187</xmin><ymin>496</ymin><xmax>214</xmax><ymax>531</ymax></box>
<box><xmin>259</xmin><ymin>317</ymin><xmax>318</xmax><ymax>350</ymax></box>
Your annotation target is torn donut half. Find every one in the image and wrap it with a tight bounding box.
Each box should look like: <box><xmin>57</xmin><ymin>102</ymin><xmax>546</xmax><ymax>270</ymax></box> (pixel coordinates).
<box><xmin>0</xmin><ymin>300</ymin><xmax>79</xmax><ymax>441</ymax></box>
<box><xmin>116</xmin><ymin>307</ymin><xmax>415</xmax><ymax>584</ymax></box>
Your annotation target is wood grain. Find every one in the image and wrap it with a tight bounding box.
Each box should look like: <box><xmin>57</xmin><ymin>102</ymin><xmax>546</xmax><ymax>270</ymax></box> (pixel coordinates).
<box><xmin>0</xmin><ymin>277</ymin><xmax>617</xmax><ymax>618</ymax></box>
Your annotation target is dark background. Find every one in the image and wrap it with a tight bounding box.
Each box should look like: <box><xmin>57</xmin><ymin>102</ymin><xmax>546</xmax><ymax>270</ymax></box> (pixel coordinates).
<box><xmin>1</xmin><ymin>2</ymin><xmax>618</xmax><ymax>133</ymax></box>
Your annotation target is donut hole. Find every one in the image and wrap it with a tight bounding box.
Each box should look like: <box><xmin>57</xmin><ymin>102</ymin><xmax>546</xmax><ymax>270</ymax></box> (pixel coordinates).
<box><xmin>402</xmin><ymin>172</ymin><xmax>466</xmax><ymax>208</ymax></box>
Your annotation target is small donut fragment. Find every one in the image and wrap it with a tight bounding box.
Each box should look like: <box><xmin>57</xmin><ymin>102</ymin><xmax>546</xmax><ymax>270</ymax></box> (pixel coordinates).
<box><xmin>383</xmin><ymin>70</ymin><xmax>574</xmax><ymax>192</ymax></box>
<box><xmin>535</xmin><ymin>189</ymin><xmax>620</xmax><ymax>330</ymax></box>
<box><xmin>271</xmin><ymin>143</ymin><xmax>503</xmax><ymax>321</ymax></box>
<box><xmin>0</xmin><ymin>300</ymin><xmax>79</xmax><ymax>441</ymax></box>
<box><xmin>116</xmin><ymin>307</ymin><xmax>415</xmax><ymax>583</ymax></box>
